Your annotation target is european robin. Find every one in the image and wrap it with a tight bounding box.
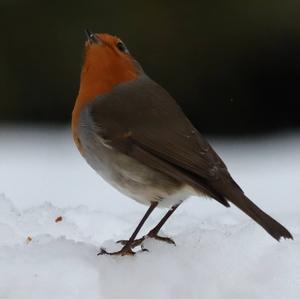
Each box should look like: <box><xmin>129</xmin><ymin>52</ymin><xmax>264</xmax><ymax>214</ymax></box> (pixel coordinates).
<box><xmin>72</xmin><ymin>30</ymin><xmax>293</xmax><ymax>256</ymax></box>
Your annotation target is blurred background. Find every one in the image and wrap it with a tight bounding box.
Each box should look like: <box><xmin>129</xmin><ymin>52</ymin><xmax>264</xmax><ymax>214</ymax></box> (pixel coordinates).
<box><xmin>1</xmin><ymin>0</ymin><xmax>299</xmax><ymax>135</ymax></box>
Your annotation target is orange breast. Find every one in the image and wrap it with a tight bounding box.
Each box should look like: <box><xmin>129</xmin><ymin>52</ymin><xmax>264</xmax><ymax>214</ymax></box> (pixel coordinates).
<box><xmin>72</xmin><ymin>37</ymin><xmax>139</xmax><ymax>153</ymax></box>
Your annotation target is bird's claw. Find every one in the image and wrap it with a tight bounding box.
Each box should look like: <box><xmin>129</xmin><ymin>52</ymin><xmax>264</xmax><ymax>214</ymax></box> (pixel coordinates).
<box><xmin>116</xmin><ymin>237</ymin><xmax>145</xmax><ymax>248</ymax></box>
<box><xmin>97</xmin><ymin>245</ymin><xmax>136</xmax><ymax>256</ymax></box>
<box><xmin>116</xmin><ymin>234</ymin><xmax>176</xmax><ymax>249</ymax></box>
<box><xmin>150</xmin><ymin>235</ymin><xmax>176</xmax><ymax>245</ymax></box>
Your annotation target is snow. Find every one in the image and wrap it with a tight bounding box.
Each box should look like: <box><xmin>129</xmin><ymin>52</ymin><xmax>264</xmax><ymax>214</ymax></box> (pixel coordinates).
<box><xmin>0</xmin><ymin>126</ymin><xmax>299</xmax><ymax>299</ymax></box>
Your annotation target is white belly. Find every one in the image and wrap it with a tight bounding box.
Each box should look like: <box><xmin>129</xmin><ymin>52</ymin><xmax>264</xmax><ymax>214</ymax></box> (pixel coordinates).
<box><xmin>78</xmin><ymin>128</ymin><xmax>192</xmax><ymax>207</ymax></box>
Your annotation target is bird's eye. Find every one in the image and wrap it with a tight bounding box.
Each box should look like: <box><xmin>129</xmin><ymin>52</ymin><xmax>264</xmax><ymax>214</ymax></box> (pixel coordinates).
<box><xmin>116</xmin><ymin>41</ymin><xmax>129</xmax><ymax>53</ymax></box>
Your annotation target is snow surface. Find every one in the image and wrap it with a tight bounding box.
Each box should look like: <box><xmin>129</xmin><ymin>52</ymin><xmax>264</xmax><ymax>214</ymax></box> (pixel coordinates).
<box><xmin>0</xmin><ymin>126</ymin><xmax>299</xmax><ymax>299</ymax></box>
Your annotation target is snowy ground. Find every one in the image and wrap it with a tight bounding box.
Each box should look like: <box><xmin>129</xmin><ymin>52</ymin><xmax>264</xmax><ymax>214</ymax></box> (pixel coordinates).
<box><xmin>0</xmin><ymin>126</ymin><xmax>299</xmax><ymax>299</ymax></box>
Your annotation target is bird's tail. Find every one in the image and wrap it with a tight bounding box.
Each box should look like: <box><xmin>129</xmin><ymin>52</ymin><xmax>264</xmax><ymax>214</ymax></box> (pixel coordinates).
<box><xmin>227</xmin><ymin>188</ymin><xmax>293</xmax><ymax>241</ymax></box>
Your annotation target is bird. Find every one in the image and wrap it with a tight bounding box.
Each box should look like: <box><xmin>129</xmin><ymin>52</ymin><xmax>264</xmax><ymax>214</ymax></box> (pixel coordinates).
<box><xmin>72</xmin><ymin>30</ymin><xmax>293</xmax><ymax>256</ymax></box>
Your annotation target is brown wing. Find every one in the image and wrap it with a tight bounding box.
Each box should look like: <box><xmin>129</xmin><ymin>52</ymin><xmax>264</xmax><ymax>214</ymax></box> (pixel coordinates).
<box><xmin>88</xmin><ymin>76</ymin><xmax>294</xmax><ymax>240</ymax></box>
<box><xmin>89</xmin><ymin>75</ymin><xmax>233</xmax><ymax>206</ymax></box>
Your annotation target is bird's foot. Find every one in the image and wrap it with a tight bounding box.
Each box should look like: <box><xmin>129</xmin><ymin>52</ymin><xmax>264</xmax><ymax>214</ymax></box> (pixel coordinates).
<box><xmin>116</xmin><ymin>236</ymin><xmax>145</xmax><ymax>248</ymax></box>
<box><xmin>117</xmin><ymin>233</ymin><xmax>176</xmax><ymax>249</ymax></box>
<box><xmin>97</xmin><ymin>244</ymin><xmax>137</xmax><ymax>256</ymax></box>
<box><xmin>148</xmin><ymin>234</ymin><xmax>176</xmax><ymax>246</ymax></box>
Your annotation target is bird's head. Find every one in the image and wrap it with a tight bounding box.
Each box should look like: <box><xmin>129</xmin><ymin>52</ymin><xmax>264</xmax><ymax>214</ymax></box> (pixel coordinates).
<box><xmin>78</xmin><ymin>30</ymin><xmax>141</xmax><ymax>101</ymax></box>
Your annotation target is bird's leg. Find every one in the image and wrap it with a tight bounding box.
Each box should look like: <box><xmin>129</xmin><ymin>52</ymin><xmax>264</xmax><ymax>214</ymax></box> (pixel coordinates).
<box><xmin>118</xmin><ymin>203</ymin><xmax>180</xmax><ymax>248</ymax></box>
<box><xmin>98</xmin><ymin>201</ymin><xmax>158</xmax><ymax>256</ymax></box>
<box><xmin>146</xmin><ymin>203</ymin><xmax>180</xmax><ymax>244</ymax></box>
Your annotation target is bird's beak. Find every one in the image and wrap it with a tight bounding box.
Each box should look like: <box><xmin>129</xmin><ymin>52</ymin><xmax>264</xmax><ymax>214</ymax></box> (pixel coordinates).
<box><xmin>85</xmin><ymin>29</ymin><xmax>101</xmax><ymax>44</ymax></box>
